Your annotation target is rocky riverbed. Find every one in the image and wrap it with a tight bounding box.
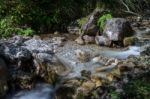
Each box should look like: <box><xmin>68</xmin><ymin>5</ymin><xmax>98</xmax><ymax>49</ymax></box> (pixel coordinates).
<box><xmin>0</xmin><ymin>19</ymin><xmax>150</xmax><ymax>99</ymax></box>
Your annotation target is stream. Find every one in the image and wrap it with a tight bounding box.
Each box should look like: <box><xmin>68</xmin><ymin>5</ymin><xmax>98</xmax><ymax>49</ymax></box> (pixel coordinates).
<box><xmin>6</xmin><ymin>28</ymin><xmax>150</xmax><ymax>99</ymax></box>
<box><xmin>7</xmin><ymin>84</ymin><xmax>55</xmax><ymax>99</ymax></box>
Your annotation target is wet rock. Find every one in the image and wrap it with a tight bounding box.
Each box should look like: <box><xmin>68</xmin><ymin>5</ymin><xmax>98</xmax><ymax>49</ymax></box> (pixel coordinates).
<box><xmin>123</xmin><ymin>37</ymin><xmax>138</xmax><ymax>47</ymax></box>
<box><xmin>24</xmin><ymin>37</ymin><xmax>65</xmax><ymax>54</ymax></box>
<box><xmin>102</xmin><ymin>18</ymin><xmax>134</xmax><ymax>47</ymax></box>
<box><xmin>24</xmin><ymin>39</ymin><xmax>54</xmax><ymax>53</ymax></box>
<box><xmin>140</xmin><ymin>45</ymin><xmax>150</xmax><ymax>56</ymax></box>
<box><xmin>0</xmin><ymin>36</ymin><xmax>32</xmax><ymax>64</ymax></box>
<box><xmin>52</xmin><ymin>37</ymin><xmax>65</xmax><ymax>47</ymax></box>
<box><xmin>63</xmin><ymin>79</ymin><xmax>81</xmax><ymax>87</ymax></box>
<box><xmin>75</xmin><ymin>49</ymin><xmax>90</xmax><ymax>62</ymax></box>
<box><xmin>55</xmin><ymin>84</ymin><xmax>75</xmax><ymax>99</ymax></box>
<box><xmin>83</xmin><ymin>35</ymin><xmax>95</xmax><ymax>44</ymax></box>
<box><xmin>95</xmin><ymin>36</ymin><xmax>111</xmax><ymax>46</ymax></box>
<box><xmin>9</xmin><ymin>35</ymin><xmax>30</xmax><ymax>45</ymax></box>
<box><xmin>14</xmin><ymin>72</ymin><xmax>34</xmax><ymax>89</ymax></box>
<box><xmin>74</xmin><ymin>80</ymin><xmax>96</xmax><ymax>99</ymax></box>
<box><xmin>91</xmin><ymin>56</ymin><xmax>101</xmax><ymax>63</ymax></box>
<box><xmin>33</xmin><ymin>53</ymin><xmax>64</xmax><ymax>84</ymax></box>
<box><xmin>75</xmin><ymin>36</ymin><xmax>84</xmax><ymax>45</ymax></box>
<box><xmin>81</xmin><ymin>70</ymin><xmax>91</xmax><ymax>78</ymax></box>
<box><xmin>0</xmin><ymin>57</ymin><xmax>8</xmax><ymax>97</ymax></box>
<box><xmin>0</xmin><ymin>42</ymin><xmax>32</xmax><ymax>68</ymax></box>
<box><xmin>82</xmin><ymin>81</ymin><xmax>96</xmax><ymax>92</ymax></box>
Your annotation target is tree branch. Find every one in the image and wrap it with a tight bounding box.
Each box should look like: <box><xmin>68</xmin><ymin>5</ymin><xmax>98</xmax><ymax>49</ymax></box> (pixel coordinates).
<box><xmin>119</xmin><ymin>0</ymin><xmax>139</xmax><ymax>16</ymax></box>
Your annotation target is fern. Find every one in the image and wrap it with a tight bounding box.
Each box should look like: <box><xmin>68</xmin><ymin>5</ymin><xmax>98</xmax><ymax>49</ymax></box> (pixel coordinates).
<box><xmin>97</xmin><ymin>13</ymin><xmax>112</xmax><ymax>30</ymax></box>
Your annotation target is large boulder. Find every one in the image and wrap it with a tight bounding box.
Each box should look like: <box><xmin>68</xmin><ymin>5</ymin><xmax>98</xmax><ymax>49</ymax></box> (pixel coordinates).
<box><xmin>0</xmin><ymin>57</ymin><xmax>8</xmax><ymax>97</ymax></box>
<box><xmin>80</xmin><ymin>9</ymin><xmax>101</xmax><ymax>37</ymax></box>
<box><xmin>24</xmin><ymin>38</ymin><xmax>66</xmax><ymax>84</ymax></box>
<box><xmin>101</xmin><ymin>18</ymin><xmax>134</xmax><ymax>47</ymax></box>
<box><xmin>0</xmin><ymin>42</ymin><xmax>32</xmax><ymax>69</ymax></box>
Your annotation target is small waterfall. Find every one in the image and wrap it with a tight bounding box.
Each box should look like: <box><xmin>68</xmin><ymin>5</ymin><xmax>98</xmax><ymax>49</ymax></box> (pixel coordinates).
<box><xmin>7</xmin><ymin>84</ymin><xmax>55</xmax><ymax>99</ymax></box>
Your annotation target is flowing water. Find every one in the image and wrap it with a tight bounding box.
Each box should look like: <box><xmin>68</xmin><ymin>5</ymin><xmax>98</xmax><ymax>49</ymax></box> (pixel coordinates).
<box><xmin>99</xmin><ymin>46</ymin><xmax>141</xmax><ymax>59</ymax></box>
<box><xmin>6</xmin><ymin>28</ymin><xmax>150</xmax><ymax>99</ymax></box>
<box><xmin>7</xmin><ymin>84</ymin><xmax>55</xmax><ymax>99</ymax></box>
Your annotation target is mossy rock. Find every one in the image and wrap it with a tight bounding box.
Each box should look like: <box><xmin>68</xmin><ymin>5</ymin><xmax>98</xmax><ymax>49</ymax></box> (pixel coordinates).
<box><xmin>77</xmin><ymin>17</ymin><xmax>89</xmax><ymax>27</ymax></box>
<box><xmin>123</xmin><ymin>37</ymin><xmax>138</xmax><ymax>47</ymax></box>
<box><xmin>46</xmin><ymin>70</ymin><xmax>59</xmax><ymax>85</ymax></box>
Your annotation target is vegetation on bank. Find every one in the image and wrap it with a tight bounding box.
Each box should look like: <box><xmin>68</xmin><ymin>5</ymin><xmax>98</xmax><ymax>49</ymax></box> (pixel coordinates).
<box><xmin>108</xmin><ymin>72</ymin><xmax>150</xmax><ymax>99</ymax></box>
<box><xmin>0</xmin><ymin>0</ymin><xmax>149</xmax><ymax>38</ymax></box>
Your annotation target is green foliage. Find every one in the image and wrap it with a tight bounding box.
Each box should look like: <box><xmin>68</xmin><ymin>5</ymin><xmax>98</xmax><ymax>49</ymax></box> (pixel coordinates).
<box><xmin>0</xmin><ymin>16</ymin><xmax>34</xmax><ymax>37</ymax></box>
<box><xmin>0</xmin><ymin>0</ymin><xmax>149</xmax><ymax>37</ymax></box>
<box><xmin>17</xmin><ymin>28</ymin><xmax>34</xmax><ymax>36</ymax></box>
<box><xmin>107</xmin><ymin>86</ymin><xmax>121</xmax><ymax>99</ymax></box>
<box><xmin>0</xmin><ymin>16</ymin><xmax>17</xmax><ymax>37</ymax></box>
<box><xmin>97</xmin><ymin>13</ymin><xmax>112</xmax><ymax>30</ymax></box>
<box><xmin>111</xmin><ymin>91</ymin><xmax>120</xmax><ymax>99</ymax></box>
<box><xmin>77</xmin><ymin>17</ymin><xmax>88</xmax><ymax>27</ymax></box>
<box><xmin>123</xmin><ymin>79</ymin><xmax>150</xmax><ymax>99</ymax></box>
<box><xmin>0</xmin><ymin>0</ymin><xmax>91</xmax><ymax>33</ymax></box>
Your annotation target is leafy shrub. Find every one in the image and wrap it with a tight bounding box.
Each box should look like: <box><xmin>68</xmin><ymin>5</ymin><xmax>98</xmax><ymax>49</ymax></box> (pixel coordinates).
<box><xmin>17</xmin><ymin>28</ymin><xmax>34</xmax><ymax>36</ymax></box>
<box><xmin>123</xmin><ymin>79</ymin><xmax>150</xmax><ymax>99</ymax></box>
<box><xmin>97</xmin><ymin>13</ymin><xmax>112</xmax><ymax>30</ymax></box>
<box><xmin>0</xmin><ymin>16</ymin><xmax>34</xmax><ymax>38</ymax></box>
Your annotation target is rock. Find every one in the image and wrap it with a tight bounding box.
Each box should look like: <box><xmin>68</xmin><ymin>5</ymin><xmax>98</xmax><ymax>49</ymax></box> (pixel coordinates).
<box><xmin>52</xmin><ymin>37</ymin><xmax>65</xmax><ymax>46</ymax></box>
<box><xmin>80</xmin><ymin>9</ymin><xmax>101</xmax><ymax>37</ymax></box>
<box><xmin>33</xmin><ymin>35</ymin><xmax>41</xmax><ymax>40</ymax></box>
<box><xmin>14</xmin><ymin>72</ymin><xmax>34</xmax><ymax>89</ymax></box>
<box><xmin>91</xmin><ymin>78</ymin><xmax>103</xmax><ymax>87</ymax></box>
<box><xmin>75</xmin><ymin>36</ymin><xmax>84</xmax><ymax>45</ymax></box>
<box><xmin>55</xmin><ymin>84</ymin><xmax>75</xmax><ymax>99</ymax></box>
<box><xmin>67</xmin><ymin>21</ymin><xmax>80</xmax><ymax>34</ymax></box>
<box><xmin>102</xmin><ymin>18</ymin><xmax>134</xmax><ymax>47</ymax></box>
<box><xmin>24</xmin><ymin>39</ymin><xmax>54</xmax><ymax>53</ymax></box>
<box><xmin>95</xmin><ymin>36</ymin><xmax>111</xmax><ymax>46</ymax></box>
<box><xmin>92</xmin><ymin>56</ymin><xmax>101</xmax><ymax>63</ymax></box>
<box><xmin>33</xmin><ymin>52</ymin><xmax>64</xmax><ymax>83</ymax></box>
<box><xmin>0</xmin><ymin>57</ymin><xmax>8</xmax><ymax>97</ymax></box>
<box><xmin>8</xmin><ymin>35</ymin><xmax>30</xmax><ymax>45</ymax></box>
<box><xmin>32</xmin><ymin>53</ymin><xmax>55</xmax><ymax>64</ymax></box>
<box><xmin>0</xmin><ymin>42</ymin><xmax>32</xmax><ymax>68</ymax></box>
<box><xmin>82</xmin><ymin>81</ymin><xmax>96</xmax><ymax>92</ymax></box>
<box><xmin>63</xmin><ymin>79</ymin><xmax>81</xmax><ymax>87</ymax></box>
<box><xmin>81</xmin><ymin>70</ymin><xmax>91</xmax><ymax>78</ymax></box>
<box><xmin>123</xmin><ymin>37</ymin><xmax>138</xmax><ymax>47</ymax></box>
<box><xmin>83</xmin><ymin>35</ymin><xmax>95</xmax><ymax>44</ymax></box>
<box><xmin>95</xmin><ymin>59</ymin><xmax>118</xmax><ymax>72</ymax></box>
<box><xmin>67</xmin><ymin>26</ymin><xmax>80</xmax><ymax>35</ymax></box>
<box><xmin>140</xmin><ymin>45</ymin><xmax>150</xmax><ymax>56</ymax></box>
<box><xmin>118</xmin><ymin>62</ymin><xmax>136</xmax><ymax>72</ymax></box>
<box><xmin>54</xmin><ymin>31</ymin><xmax>60</xmax><ymax>35</ymax></box>
<box><xmin>75</xmin><ymin>49</ymin><xmax>90</xmax><ymax>62</ymax></box>
<box><xmin>24</xmin><ymin>36</ymin><xmax>66</xmax><ymax>53</ymax></box>
<box><xmin>106</xmin><ymin>73</ymin><xmax>114</xmax><ymax>81</ymax></box>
